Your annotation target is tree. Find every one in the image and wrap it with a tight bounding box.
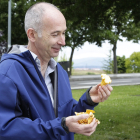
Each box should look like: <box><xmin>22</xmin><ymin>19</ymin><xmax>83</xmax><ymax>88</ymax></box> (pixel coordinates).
<box><xmin>0</xmin><ymin>0</ymin><xmax>8</xmax><ymax>44</ymax></box>
<box><xmin>0</xmin><ymin>31</ymin><xmax>7</xmax><ymax>59</ymax></box>
<box><xmin>0</xmin><ymin>0</ymin><xmax>38</xmax><ymax>46</ymax></box>
<box><xmin>51</xmin><ymin>0</ymin><xmax>114</xmax><ymax>75</ymax></box>
<box><xmin>53</xmin><ymin>0</ymin><xmax>140</xmax><ymax>74</ymax></box>
<box><xmin>1</xmin><ymin>0</ymin><xmax>140</xmax><ymax>75</ymax></box>
<box><xmin>112</xmin><ymin>0</ymin><xmax>140</xmax><ymax>74</ymax></box>
<box><xmin>116</xmin><ymin>55</ymin><xmax>126</xmax><ymax>73</ymax></box>
<box><xmin>64</xmin><ymin>21</ymin><xmax>89</xmax><ymax>75</ymax></box>
<box><xmin>122</xmin><ymin>21</ymin><xmax>140</xmax><ymax>43</ymax></box>
<box><xmin>103</xmin><ymin>52</ymin><xmax>126</xmax><ymax>74</ymax></box>
<box><xmin>125</xmin><ymin>52</ymin><xmax>140</xmax><ymax>73</ymax></box>
<box><xmin>102</xmin><ymin>50</ymin><xmax>113</xmax><ymax>74</ymax></box>
<box><xmin>103</xmin><ymin>2</ymin><xmax>133</xmax><ymax>74</ymax></box>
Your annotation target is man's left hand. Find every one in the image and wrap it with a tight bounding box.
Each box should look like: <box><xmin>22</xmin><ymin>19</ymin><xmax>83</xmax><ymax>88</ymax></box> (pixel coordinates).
<box><xmin>89</xmin><ymin>84</ymin><xmax>113</xmax><ymax>103</ymax></box>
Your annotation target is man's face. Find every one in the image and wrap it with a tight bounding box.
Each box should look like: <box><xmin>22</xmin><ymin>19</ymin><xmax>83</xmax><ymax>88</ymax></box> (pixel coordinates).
<box><xmin>34</xmin><ymin>11</ymin><xmax>67</xmax><ymax>60</ymax></box>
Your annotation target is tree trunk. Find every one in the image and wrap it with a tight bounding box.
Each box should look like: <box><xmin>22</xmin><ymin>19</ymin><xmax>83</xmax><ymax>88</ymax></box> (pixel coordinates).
<box><xmin>69</xmin><ymin>47</ymin><xmax>75</xmax><ymax>76</ymax></box>
<box><xmin>112</xmin><ymin>41</ymin><xmax>118</xmax><ymax>74</ymax></box>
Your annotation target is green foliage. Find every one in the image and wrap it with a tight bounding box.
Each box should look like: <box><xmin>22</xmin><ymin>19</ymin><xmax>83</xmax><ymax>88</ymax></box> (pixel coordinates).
<box><xmin>103</xmin><ymin>51</ymin><xmax>126</xmax><ymax>74</ymax></box>
<box><xmin>1</xmin><ymin>0</ymin><xmax>140</xmax><ymax>75</ymax></box>
<box><xmin>53</xmin><ymin>57</ymin><xmax>58</xmax><ymax>62</ymax></box>
<box><xmin>122</xmin><ymin>22</ymin><xmax>140</xmax><ymax>43</ymax></box>
<box><xmin>125</xmin><ymin>52</ymin><xmax>140</xmax><ymax>73</ymax></box>
<box><xmin>72</xmin><ymin>85</ymin><xmax>140</xmax><ymax>140</ymax></box>
<box><xmin>0</xmin><ymin>0</ymin><xmax>28</xmax><ymax>44</ymax></box>
<box><xmin>87</xmin><ymin>72</ymin><xmax>95</xmax><ymax>75</ymax></box>
<box><xmin>0</xmin><ymin>0</ymin><xmax>43</xmax><ymax>45</ymax></box>
<box><xmin>0</xmin><ymin>0</ymin><xmax>8</xmax><ymax>43</ymax></box>
<box><xmin>59</xmin><ymin>53</ymin><xmax>68</xmax><ymax>62</ymax></box>
<box><xmin>117</xmin><ymin>55</ymin><xmax>126</xmax><ymax>73</ymax></box>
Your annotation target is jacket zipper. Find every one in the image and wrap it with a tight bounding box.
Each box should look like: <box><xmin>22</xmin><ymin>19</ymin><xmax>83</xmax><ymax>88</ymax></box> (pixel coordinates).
<box><xmin>29</xmin><ymin>54</ymin><xmax>56</xmax><ymax>119</ymax></box>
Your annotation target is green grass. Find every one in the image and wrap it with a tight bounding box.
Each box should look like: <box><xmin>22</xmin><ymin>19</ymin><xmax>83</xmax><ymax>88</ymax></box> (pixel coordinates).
<box><xmin>72</xmin><ymin>85</ymin><xmax>140</xmax><ymax>140</ymax></box>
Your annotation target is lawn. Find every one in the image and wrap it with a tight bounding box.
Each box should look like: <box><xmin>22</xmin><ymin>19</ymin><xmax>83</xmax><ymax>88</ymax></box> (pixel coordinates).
<box><xmin>72</xmin><ymin>85</ymin><xmax>140</xmax><ymax>140</ymax></box>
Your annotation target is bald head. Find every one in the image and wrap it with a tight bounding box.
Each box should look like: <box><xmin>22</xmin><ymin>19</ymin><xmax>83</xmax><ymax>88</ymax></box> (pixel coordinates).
<box><xmin>24</xmin><ymin>2</ymin><xmax>63</xmax><ymax>37</ymax></box>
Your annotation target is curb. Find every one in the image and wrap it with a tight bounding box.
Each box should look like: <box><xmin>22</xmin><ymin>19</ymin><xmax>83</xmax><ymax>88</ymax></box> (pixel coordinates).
<box><xmin>71</xmin><ymin>82</ymin><xmax>140</xmax><ymax>90</ymax></box>
<box><xmin>69</xmin><ymin>73</ymin><xmax>140</xmax><ymax>82</ymax></box>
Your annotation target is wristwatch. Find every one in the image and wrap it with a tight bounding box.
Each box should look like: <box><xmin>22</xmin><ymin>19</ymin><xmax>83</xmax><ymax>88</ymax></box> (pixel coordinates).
<box><xmin>61</xmin><ymin>117</ymin><xmax>69</xmax><ymax>133</ymax></box>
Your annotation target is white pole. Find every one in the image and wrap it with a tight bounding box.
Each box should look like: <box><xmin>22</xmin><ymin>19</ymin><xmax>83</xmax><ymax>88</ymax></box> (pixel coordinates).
<box><xmin>8</xmin><ymin>0</ymin><xmax>11</xmax><ymax>49</ymax></box>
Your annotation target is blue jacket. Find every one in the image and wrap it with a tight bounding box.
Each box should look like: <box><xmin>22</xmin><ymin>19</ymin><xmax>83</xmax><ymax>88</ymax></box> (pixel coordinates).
<box><xmin>0</xmin><ymin>50</ymin><xmax>96</xmax><ymax>140</ymax></box>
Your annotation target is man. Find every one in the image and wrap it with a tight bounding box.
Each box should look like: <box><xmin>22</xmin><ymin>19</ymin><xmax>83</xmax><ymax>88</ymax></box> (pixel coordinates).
<box><xmin>0</xmin><ymin>2</ymin><xmax>113</xmax><ymax>140</ymax></box>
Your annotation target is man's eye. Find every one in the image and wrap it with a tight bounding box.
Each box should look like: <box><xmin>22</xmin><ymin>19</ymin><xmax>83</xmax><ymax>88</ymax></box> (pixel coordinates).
<box><xmin>52</xmin><ymin>33</ymin><xmax>58</xmax><ymax>36</ymax></box>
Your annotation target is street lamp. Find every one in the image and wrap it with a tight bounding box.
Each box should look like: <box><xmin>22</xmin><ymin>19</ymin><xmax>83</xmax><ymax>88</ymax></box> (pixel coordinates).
<box><xmin>8</xmin><ymin>0</ymin><xmax>12</xmax><ymax>50</ymax></box>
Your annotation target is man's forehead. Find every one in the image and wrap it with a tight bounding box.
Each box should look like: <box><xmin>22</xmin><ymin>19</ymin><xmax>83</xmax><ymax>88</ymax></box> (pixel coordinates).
<box><xmin>43</xmin><ymin>12</ymin><xmax>66</xmax><ymax>28</ymax></box>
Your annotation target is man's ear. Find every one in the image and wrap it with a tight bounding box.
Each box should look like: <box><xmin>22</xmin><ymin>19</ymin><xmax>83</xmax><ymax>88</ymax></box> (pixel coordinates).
<box><xmin>27</xmin><ymin>28</ymin><xmax>37</xmax><ymax>42</ymax></box>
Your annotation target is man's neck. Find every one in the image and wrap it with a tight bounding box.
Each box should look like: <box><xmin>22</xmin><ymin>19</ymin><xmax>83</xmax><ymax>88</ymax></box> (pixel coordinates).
<box><xmin>27</xmin><ymin>42</ymin><xmax>50</xmax><ymax>78</ymax></box>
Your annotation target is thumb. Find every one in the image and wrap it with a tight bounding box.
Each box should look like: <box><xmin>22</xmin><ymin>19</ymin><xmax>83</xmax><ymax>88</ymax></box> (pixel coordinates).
<box><xmin>75</xmin><ymin>114</ymin><xmax>89</xmax><ymax>121</ymax></box>
<box><xmin>95</xmin><ymin>83</ymin><xmax>100</xmax><ymax>90</ymax></box>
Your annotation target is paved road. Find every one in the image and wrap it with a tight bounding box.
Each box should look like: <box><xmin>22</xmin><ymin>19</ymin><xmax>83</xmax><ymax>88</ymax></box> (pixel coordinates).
<box><xmin>69</xmin><ymin>73</ymin><xmax>140</xmax><ymax>89</ymax></box>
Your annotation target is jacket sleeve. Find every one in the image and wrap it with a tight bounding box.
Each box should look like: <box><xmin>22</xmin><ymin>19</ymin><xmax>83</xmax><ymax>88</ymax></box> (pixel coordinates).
<box><xmin>70</xmin><ymin>87</ymin><xmax>99</xmax><ymax>115</ymax></box>
<box><xmin>60</xmin><ymin>67</ymin><xmax>99</xmax><ymax>115</ymax></box>
<box><xmin>0</xmin><ymin>74</ymin><xmax>67</xmax><ymax>140</ymax></box>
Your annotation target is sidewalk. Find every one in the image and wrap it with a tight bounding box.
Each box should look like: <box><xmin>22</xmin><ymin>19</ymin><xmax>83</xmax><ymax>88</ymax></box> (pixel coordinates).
<box><xmin>69</xmin><ymin>73</ymin><xmax>140</xmax><ymax>81</ymax></box>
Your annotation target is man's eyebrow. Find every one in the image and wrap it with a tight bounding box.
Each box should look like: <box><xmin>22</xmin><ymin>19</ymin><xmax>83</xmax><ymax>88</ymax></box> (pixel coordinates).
<box><xmin>51</xmin><ymin>31</ymin><xmax>60</xmax><ymax>34</ymax></box>
<box><xmin>51</xmin><ymin>29</ymin><xmax>67</xmax><ymax>34</ymax></box>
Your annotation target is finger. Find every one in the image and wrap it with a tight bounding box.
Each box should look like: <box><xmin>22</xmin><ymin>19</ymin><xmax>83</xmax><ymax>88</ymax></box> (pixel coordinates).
<box><xmin>82</xmin><ymin>120</ymin><xmax>98</xmax><ymax>135</ymax></box>
<box><xmin>76</xmin><ymin>118</ymin><xmax>98</xmax><ymax>135</ymax></box>
<box><xmin>82</xmin><ymin>118</ymin><xmax>98</xmax><ymax>133</ymax></box>
<box><xmin>84</xmin><ymin>124</ymin><xmax>97</xmax><ymax>135</ymax></box>
<box><xmin>74</xmin><ymin>114</ymin><xmax>89</xmax><ymax>122</ymax></box>
<box><xmin>98</xmin><ymin>88</ymin><xmax>103</xmax><ymax>99</ymax></box>
<box><xmin>102</xmin><ymin>86</ymin><xmax>111</xmax><ymax>97</ymax></box>
<box><xmin>95</xmin><ymin>83</ymin><xmax>101</xmax><ymax>90</ymax></box>
<box><xmin>82</xmin><ymin>131</ymin><xmax>95</xmax><ymax>136</ymax></box>
<box><xmin>88</xmin><ymin>118</ymin><xmax>98</xmax><ymax>128</ymax></box>
<box><xmin>106</xmin><ymin>85</ymin><xmax>113</xmax><ymax>92</ymax></box>
<box><xmin>99</xmin><ymin>86</ymin><xmax>107</xmax><ymax>101</ymax></box>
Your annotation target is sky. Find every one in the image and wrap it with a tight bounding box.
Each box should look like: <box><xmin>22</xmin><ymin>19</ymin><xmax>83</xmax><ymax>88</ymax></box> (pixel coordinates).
<box><xmin>58</xmin><ymin>38</ymin><xmax>140</xmax><ymax>61</ymax></box>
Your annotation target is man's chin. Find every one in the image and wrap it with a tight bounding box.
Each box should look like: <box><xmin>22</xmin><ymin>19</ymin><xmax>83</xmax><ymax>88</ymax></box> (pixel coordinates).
<box><xmin>52</xmin><ymin>52</ymin><xmax>59</xmax><ymax>58</ymax></box>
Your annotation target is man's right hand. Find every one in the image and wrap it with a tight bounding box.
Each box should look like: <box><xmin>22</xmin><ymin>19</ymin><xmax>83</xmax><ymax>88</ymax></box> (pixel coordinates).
<box><xmin>65</xmin><ymin>114</ymin><xmax>98</xmax><ymax>136</ymax></box>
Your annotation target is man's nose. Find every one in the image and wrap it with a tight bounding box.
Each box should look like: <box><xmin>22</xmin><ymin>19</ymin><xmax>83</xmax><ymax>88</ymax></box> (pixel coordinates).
<box><xmin>58</xmin><ymin>35</ymin><xmax>65</xmax><ymax>46</ymax></box>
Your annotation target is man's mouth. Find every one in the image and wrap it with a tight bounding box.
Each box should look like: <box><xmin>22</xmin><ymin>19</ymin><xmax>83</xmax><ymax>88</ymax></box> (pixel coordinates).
<box><xmin>52</xmin><ymin>47</ymin><xmax>60</xmax><ymax>52</ymax></box>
